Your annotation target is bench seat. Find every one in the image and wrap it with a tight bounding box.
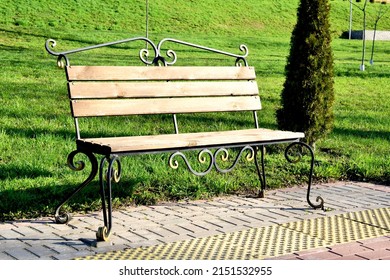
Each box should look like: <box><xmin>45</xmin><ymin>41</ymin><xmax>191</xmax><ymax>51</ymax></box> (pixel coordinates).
<box><xmin>77</xmin><ymin>128</ymin><xmax>305</xmax><ymax>155</ymax></box>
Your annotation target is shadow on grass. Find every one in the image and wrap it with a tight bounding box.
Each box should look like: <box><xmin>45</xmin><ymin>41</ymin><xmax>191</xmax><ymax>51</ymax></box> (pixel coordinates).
<box><xmin>332</xmin><ymin>127</ymin><xmax>390</xmax><ymax>140</ymax></box>
<box><xmin>0</xmin><ymin>164</ymin><xmax>52</xmax><ymax>180</ymax></box>
<box><xmin>0</xmin><ymin>178</ymin><xmax>138</xmax><ymax>222</ymax></box>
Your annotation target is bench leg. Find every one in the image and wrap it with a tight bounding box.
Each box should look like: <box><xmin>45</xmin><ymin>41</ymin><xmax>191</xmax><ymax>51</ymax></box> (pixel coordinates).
<box><xmin>55</xmin><ymin>150</ymin><xmax>98</xmax><ymax>224</ymax></box>
<box><xmin>96</xmin><ymin>155</ymin><xmax>121</xmax><ymax>242</ymax></box>
<box><xmin>254</xmin><ymin>146</ymin><xmax>266</xmax><ymax>198</ymax></box>
<box><xmin>285</xmin><ymin>142</ymin><xmax>325</xmax><ymax>210</ymax></box>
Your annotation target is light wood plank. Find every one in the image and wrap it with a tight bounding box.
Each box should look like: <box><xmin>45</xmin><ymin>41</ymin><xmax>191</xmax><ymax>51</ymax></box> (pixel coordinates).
<box><xmin>68</xmin><ymin>81</ymin><xmax>259</xmax><ymax>98</ymax></box>
<box><xmin>77</xmin><ymin>128</ymin><xmax>304</xmax><ymax>153</ymax></box>
<box><xmin>66</xmin><ymin>66</ymin><xmax>256</xmax><ymax>81</ymax></box>
<box><xmin>71</xmin><ymin>96</ymin><xmax>262</xmax><ymax>117</ymax></box>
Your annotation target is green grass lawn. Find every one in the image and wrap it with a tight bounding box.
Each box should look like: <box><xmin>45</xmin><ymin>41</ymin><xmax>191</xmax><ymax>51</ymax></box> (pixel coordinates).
<box><xmin>1</xmin><ymin>0</ymin><xmax>389</xmax><ymax>221</ymax></box>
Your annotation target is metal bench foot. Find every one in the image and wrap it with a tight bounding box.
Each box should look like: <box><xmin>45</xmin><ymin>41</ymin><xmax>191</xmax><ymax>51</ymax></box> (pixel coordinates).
<box><xmin>96</xmin><ymin>226</ymin><xmax>110</xmax><ymax>242</ymax></box>
<box><xmin>54</xmin><ymin>150</ymin><xmax>98</xmax><ymax>224</ymax></box>
<box><xmin>285</xmin><ymin>142</ymin><xmax>325</xmax><ymax>210</ymax></box>
<box><xmin>258</xmin><ymin>190</ymin><xmax>265</xmax><ymax>198</ymax></box>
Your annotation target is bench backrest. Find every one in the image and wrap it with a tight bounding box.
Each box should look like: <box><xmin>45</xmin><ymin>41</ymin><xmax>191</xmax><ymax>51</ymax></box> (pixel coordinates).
<box><xmin>66</xmin><ymin>65</ymin><xmax>261</xmax><ymax>138</ymax></box>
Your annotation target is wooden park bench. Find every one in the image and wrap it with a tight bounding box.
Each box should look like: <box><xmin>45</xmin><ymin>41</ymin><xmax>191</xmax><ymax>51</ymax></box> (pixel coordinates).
<box><xmin>45</xmin><ymin>37</ymin><xmax>325</xmax><ymax>242</ymax></box>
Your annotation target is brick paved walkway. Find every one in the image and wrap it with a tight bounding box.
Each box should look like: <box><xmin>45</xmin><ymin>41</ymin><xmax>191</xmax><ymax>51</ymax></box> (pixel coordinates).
<box><xmin>0</xmin><ymin>181</ymin><xmax>389</xmax><ymax>260</ymax></box>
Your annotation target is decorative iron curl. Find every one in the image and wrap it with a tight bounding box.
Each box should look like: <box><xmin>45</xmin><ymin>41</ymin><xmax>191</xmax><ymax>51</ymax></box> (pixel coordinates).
<box><xmin>45</xmin><ymin>37</ymin><xmax>159</xmax><ymax>67</ymax></box>
<box><xmin>140</xmin><ymin>48</ymin><xmax>156</xmax><ymax>65</ymax></box>
<box><xmin>157</xmin><ymin>38</ymin><xmax>249</xmax><ymax>66</ymax></box>
<box><xmin>45</xmin><ymin>39</ymin><xmax>69</xmax><ymax>68</ymax></box>
<box><xmin>57</xmin><ymin>54</ymin><xmax>69</xmax><ymax>68</ymax></box>
<box><xmin>98</xmin><ymin>155</ymin><xmax>121</xmax><ymax>239</ymax></box>
<box><xmin>45</xmin><ymin>39</ymin><xmax>60</xmax><ymax>55</ymax></box>
<box><xmin>100</xmin><ymin>156</ymin><xmax>122</xmax><ymax>184</ymax></box>
<box><xmin>285</xmin><ymin>142</ymin><xmax>325</xmax><ymax>210</ymax></box>
<box><xmin>169</xmin><ymin>149</ymin><xmax>214</xmax><ymax>176</ymax></box>
<box><xmin>55</xmin><ymin>150</ymin><xmax>98</xmax><ymax>224</ymax></box>
<box><xmin>214</xmin><ymin>146</ymin><xmax>254</xmax><ymax>173</ymax></box>
<box><xmin>163</xmin><ymin>49</ymin><xmax>178</xmax><ymax>66</ymax></box>
<box><xmin>285</xmin><ymin>142</ymin><xmax>304</xmax><ymax>164</ymax></box>
<box><xmin>67</xmin><ymin>150</ymin><xmax>86</xmax><ymax>171</ymax></box>
<box><xmin>235</xmin><ymin>45</ymin><xmax>249</xmax><ymax>66</ymax></box>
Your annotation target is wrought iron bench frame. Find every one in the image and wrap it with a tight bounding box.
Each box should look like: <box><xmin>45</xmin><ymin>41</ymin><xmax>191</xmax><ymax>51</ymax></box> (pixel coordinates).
<box><xmin>45</xmin><ymin>37</ymin><xmax>325</xmax><ymax>242</ymax></box>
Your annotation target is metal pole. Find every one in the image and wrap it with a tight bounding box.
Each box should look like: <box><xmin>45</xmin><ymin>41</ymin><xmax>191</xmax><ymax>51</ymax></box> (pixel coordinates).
<box><xmin>146</xmin><ymin>0</ymin><xmax>149</xmax><ymax>40</ymax></box>
<box><xmin>145</xmin><ymin>0</ymin><xmax>149</xmax><ymax>59</ymax></box>
<box><xmin>349</xmin><ymin>0</ymin><xmax>353</xmax><ymax>39</ymax></box>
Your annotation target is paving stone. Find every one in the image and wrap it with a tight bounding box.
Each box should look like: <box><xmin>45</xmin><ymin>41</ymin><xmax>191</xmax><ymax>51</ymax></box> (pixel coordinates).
<box><xmin>127</xmin><ymin>228</ymin><xmax>163</xmax><ymax>240</ymax></box>
<box><xmin>3</xmin><ymin>247</ymin><xmax>41</xmax><ymax>260</ymax></box>
<box><xmin>360</xmin><ymin>240</ymin><xmax>390</xmax><ymax>251</ymax></box>
<box><xmin>328</xmin><ymin>242</ymin><xmax>373</xmax><ymax>256</ymax></box>
<box><xmin>358</xmin><ymin>236</ymin><xmax>390</xmax><ymax>244</ymax></box>
<box><xmin>12</xmin><ymin>226</ymin><xmax>45</xmax><ymax>237</ymax></box>
<box><xmin>296</xmin><ymin>250</ymin><xmax>341</xmax><ymax>260</ymax></box>
<box><xmin>0</xmin><ymin>223</ymin><xmax>18</xmax><ymax>231</ymax></box>
<box><xmin>178</xmin><ymin>223</ymin><xmax>212</xmax><ymax>234</ymax></box>
<box><xmin>151</xmin><ymin>217</ymin><xmax>189</xmax><ymax>227</ymax></box>
<box><xmin>268</xmin><ymin>254</ymin><xmax>300</xmax><ymax>260</ymax></box>
<box><xmin>0</xmin><ymin>229</ymin><xmax>26</xmax><ymax>239</ymax></box>
<box><xmin>119</xmin><ymin>219</ymin><xmax>162</xmax><ymax>231</ymax></box>
<box><xmin>160</xmin><ymin>225</ymin><xmax>194</xmax><ymax>236</ymax></box>
<box><xmin>148</xmin><ymin>226</ymin><xmax>181</xmax><ymax>238</ymax></box>
<box><xmin>0</xmin><ymin>252</ymin><xmax>17</xmax><ymax>260</ymax></box>
<box><xmin>337</xmin><ymin>255</ymin><xmax>367</xmax><ymax>260</ymax></box>
<box><xmin>356</xmin><ymin>249</ymin><xmax>390</xmax><ymax>260</ymax></box>
<box><xmin>24</xmin><ymin>245</ymin><xmax>59</xmax><ymax>259</ymax></box>
<box><xmin>229</xmin><ymin>213</ymin><xmax>259</xmax><ymax>224</ymax></box>
<box><xmin>114</xmin><ymin>231</ymin><xmax>148</xmax><ymax>243</ymax></box>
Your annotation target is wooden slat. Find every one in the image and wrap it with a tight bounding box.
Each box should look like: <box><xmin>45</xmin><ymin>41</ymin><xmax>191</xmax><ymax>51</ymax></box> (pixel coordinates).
<box><xmin>68</xmin><ymin>81</ymin><xmax>259</xmax><ymax>98</ymax></box>
<box><xmin>71</xmin><ymin>96</ymin><xmax>262</xmax><ymax>117</ymax></box>
<box><xmin>66</xmin><ymin>66</ymin><xmax>256</xmax><ymax>81</ymax></box>
<box><xmin>77</xmin><ymin>128</ymin><xmax>304</xmax><ymax>153</ymax></box>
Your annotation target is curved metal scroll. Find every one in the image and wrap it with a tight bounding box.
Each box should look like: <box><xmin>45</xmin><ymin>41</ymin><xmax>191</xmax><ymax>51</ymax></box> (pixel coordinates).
<box><xmin>169</xmin><ymin>146</ymin><xmax>255</xmax><ymax>176</ymax></box>
<box><xmin>45</xmin><ymin>37</ymin><xmax>250</xmax><ymax>67</ymax></box>
<box><xmin>45</xmin><ymin>37</ymin><xmax>159</xmax><ymax>68</ymax></box>
<box><xmin>54</xmin><ymin>150</ymin><xmax>98</xmax><ymax>223</ymax></box>
<box><xmin>169</xmin><ymin>149</ymin><xmax>214</xmax><ymax>176</ymax></box>
<box><xmin>157</xmin><ymin>38</ymin><xmax>249</xmax><ymax>66</ymax></box>
<box><xmin>98</xmin><ymin>155</ymin><xmax>122</xmax><ymax>237</ymax></box>
<box><xmin>214</xmin><ymin>146</ymin><xmax>254</xmax><ymax>173</ymax></box>
<box><xmin>285</xmin><ymin>142</ymin><xmax>325</xmax><ymax>210</ymax></box>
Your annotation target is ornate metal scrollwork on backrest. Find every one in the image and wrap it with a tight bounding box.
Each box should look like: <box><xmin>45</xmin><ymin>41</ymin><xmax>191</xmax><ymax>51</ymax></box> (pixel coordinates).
<box><xmin>157</xmin><ymin>38</ymin><xmax>249</xmax><ymax>66</ymax></box>
<box><xmin>46</xmin><ymin>36</ymin><xmax>249</xmax><ymax>67</ymax></box>
<box><xmin>45</xmin><ymin>37</ymin><xmax>159</xmax><ymax>67</ymax></box>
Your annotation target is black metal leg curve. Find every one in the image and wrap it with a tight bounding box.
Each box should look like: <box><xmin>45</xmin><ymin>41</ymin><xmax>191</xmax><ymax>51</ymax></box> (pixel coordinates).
<box><xmin>254</xmin><ymin>146</ymin><xmax>266</xmax><ymax>198</ymax></box>
<box><xmin>55</xmin><ymin>150</ymin><xmax>98</xmax><ymax>224</ymax></box>
<box><xmin>285</xmin><ymin>142</ymin><xmax>325</xmax><ymax>210</ymax></box>
<box><xmin>97</xmin><ymin>155</ymin><xmax>121</xmax><ymax>241</ymax></box>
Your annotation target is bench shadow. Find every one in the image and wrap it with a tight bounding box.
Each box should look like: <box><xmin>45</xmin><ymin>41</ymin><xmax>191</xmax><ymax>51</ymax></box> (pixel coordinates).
<box><xmin>0</xmin><ymin>178</ymin><xmax>138</xmax><ymax>222</ymax></box>
<box><xmin>0</xmin><ymin>165</ymin><xmax>52</xmax><ymax>180</ymax></box>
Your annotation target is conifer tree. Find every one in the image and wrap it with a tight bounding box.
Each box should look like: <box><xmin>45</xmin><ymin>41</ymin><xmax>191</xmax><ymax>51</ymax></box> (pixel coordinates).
<box><xmin>276</xmin><ymin>0</ymin><xmax>335</xmax><ymax>148</ymax></box>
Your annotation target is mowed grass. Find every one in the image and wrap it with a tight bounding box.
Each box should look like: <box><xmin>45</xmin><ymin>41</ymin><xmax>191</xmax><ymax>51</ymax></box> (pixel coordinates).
<box><xmin>0</xmin><ymin>0</ymin><xmax>389</xmax><ymax>221</ymax></box>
